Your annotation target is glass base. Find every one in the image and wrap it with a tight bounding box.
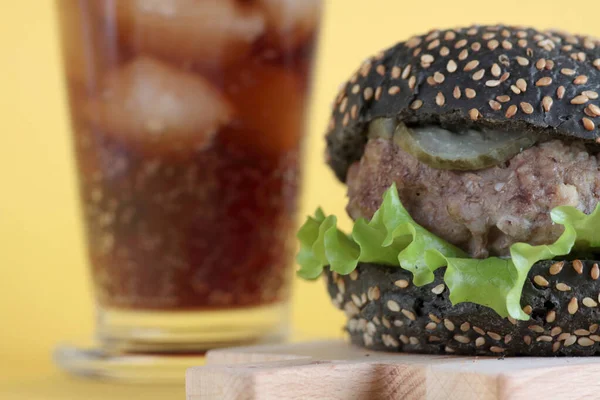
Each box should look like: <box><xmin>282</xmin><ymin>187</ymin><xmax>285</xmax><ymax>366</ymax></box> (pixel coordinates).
<box><xmin>54</xmin><ymin>345</ymin><xmax>205</xmax><ymax>384</ymax></box>
<box><xmin>55</xmin><ymin>302</ymin><xmax>289</xmax><ymax>382</ymax></box>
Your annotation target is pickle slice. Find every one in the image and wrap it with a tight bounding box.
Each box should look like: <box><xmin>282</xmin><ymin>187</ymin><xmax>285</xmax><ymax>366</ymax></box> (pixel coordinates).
<box><xmin>367</xmin><ymin>117</ymin><xmax>396</xmax><ymax>140</ymax></box>
<box><xmin>393</xmin><ymin>123</ymin><xmax>537</xmax><ymax>170</ymax></box>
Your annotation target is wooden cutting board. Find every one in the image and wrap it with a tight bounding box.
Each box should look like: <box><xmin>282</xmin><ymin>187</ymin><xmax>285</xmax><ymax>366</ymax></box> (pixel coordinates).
<box><xmin>186</xmin><ymin>339</ymin><xmax>600</xmax><ymax>400</ymax></box>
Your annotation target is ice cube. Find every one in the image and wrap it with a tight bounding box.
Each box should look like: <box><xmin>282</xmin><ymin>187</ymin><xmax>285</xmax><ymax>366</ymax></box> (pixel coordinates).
<box><xmin>223</xmin><ymin>64</ymin><xmax>307</xmax><ymax>156</ymax></box>
<box><xmin>84</xmin><ymin>57</ymin><xmax>233</xmax><ymax>155</ymax></box>
<box><xmin>110</xmin><ymin>0</ymin><xmax>265</xmax><ymax>67</ymax></box>
<box><xmin>258</xmin><ymin>0</ymin><xmax>322</xmax><ymax>51</ymax></box>
<box><xmin>57</xmin><ymin>0</ymin><xmax>117</xmax><ymax>90</ymax></box>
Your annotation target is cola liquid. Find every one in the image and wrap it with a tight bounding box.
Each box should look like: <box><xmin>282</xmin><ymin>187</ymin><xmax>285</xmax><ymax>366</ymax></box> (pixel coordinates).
<box><xmin>57</xmin><ymin>0</ymin><xmax>320</xmax><ymax>310</ymax></box>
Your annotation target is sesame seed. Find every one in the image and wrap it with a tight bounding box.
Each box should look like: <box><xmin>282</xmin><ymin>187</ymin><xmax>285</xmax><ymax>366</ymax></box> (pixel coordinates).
<box><xmin>558</xmin><ymin>333</ymin><xmax>571</xmax><ymax>341</ymax></box>
<box><xmin>557</xmin><ymin>86</ymin><xmax>566</xmax><ymax>99</ymax></box>
<box><xmin>545</xmin><ymin>60</ymin><xmax>555</xmax><ymax>70</ymax></box>
<box><xmin>339</xmin><ymin>97</ymin><xmax>348</xmax><ymax>113</ymax></box>
<box><xmin>523</xmin><ymin>335</ymin><xmax>532</xmax><ymax>345</ymax></box>
<box><xmin>487</xmin><ymin>331</ymin><xmax>501</xmax><ymax>341</ymax></box>
<box><xmin>556</xmin><ymin>283</ymin><xmax>571</xmax><ymax>291</ymax></box>
<box><xmin>568</xmin><ymin>297</ymin><xmax>579</xmax><ymax>314</ymax></box>
<box><xmin>588</xmin><ymin>104</ymin><xmax>600</xmax><ymax>117</ymax></box>
<box><xmin>584</xmin><ymin>91</ymin><xmax>600</xmax><ymax>100</ymax></box>
<box><xmin>464</xmin><ymin>60</ymin><xmax>479</xmax><ymax>71</ymax></box>
<box><xmin>408</xmin><ymin>76</ymin><xmax>416</xmax><ymax>90</ymax></box>
<box><xmin>421</xmin><ymin>54</ymin><xmax>434</xmax><ymax>64</ymax></box>
<box><xmin>351</xmin><ymin>84</ymin><xmax>361</xmax><ymax>94</ymax></box>
<box><xmin>497</xmin><ymin>95</ymin><xmax>510</xmax><ymax>103</ymax></box>
<box><xmin>529</xmin><ymin>325</ymin><xmax>544</xmax><ymax>333</ymax></box>
<box><xmin>516</xmin><ymin>56</ymin><xmax>529</xmax><ymax>66</ymax></box>
<box><xmin>431</xmin><ymin>283</ymin><xmax>445</xmax><ymax>294</ymax></box>
<box><xmin>482</xmin><ymin>32</ymin><xmax>495</xmax><ymax>40</ymax></box>
<box><xmin>487</xmin><ymin>40</ymin><xmax>499</xmax><ymax>50</ymax></box>
<box><xmin>573</xmin><ymin>259</ymin><xmax>584</xmax><ymax>274</ymax></box>
<box><xmin>574</xmin><ymin>75</ymin><xmax>589</xmax><ymax>85</ymax></box>
<box><xmin>536</xmin><ymin>58</ymin><xmax>546</xmax><ymax>70</ymax></box>
<box><xmin>447</xmin><ymin>60</ymin><xmax>457</xmax><ymax>73</ymax></box>
<box><xmin>486</xmin><ymin>80</ymin><xmax>501</xmax><ymax>87</ymax></box>
<box><xmin>428</xmin><ymin>335</ymin><xmax>441</xmax><ymax>342</ymax></box>
<box><xmin>490</xmin><ymin>346</ymin><xmax>504</xmax><ymax>353</ymax></box>
<box><xmin>520</xmin><ymin>102</ymin><xmax>534</xmax><ymax>114</ymax></box>
<box><xmin>425</xmin><ymin>30</ymin><xmax>440</xmax><ymax>41</ymax></box>
<box><xmin>402</xmin><ymin>309</ymin><xmax>417</xmax><ymax>321</ymax></box>
<box><xmin>440</xmin><ymin>46</ymin><xmax>450</xmax><ymax>57</ymax></box>
<box><xmin>489</xmin><ymin>100</ymin><xmax>502</xmax><ymax>111</ymax></box>
<box><xmin>473</xmin><ymin>326</ymin><xmax>485</xmax><ymax>335</ymax></box>
<box><xmin>549</xmin><ymin>261</ymin><xmax>564</xmax><ymax>275</ymax></box>
<box><xmin>366</xmin><ymin>321</ymin><xmax>376</xmax><ymax>335</ymax></box>
<box><xmin>455</xmin><ymin>39</ymin><xmax>468</xmax><ymax>49</ymax></box>
<box><xmin>445</xmin><ymin>346</ymin><xmax>455</xmax><ymax>353</ymax></box>
<box><xmin>505</xmin><ymin>335</ymin><xmax>512</xmax><ymax>344</ymax></box>
<box><xmin>551</xmin><ymin>327</ymin><xmax>563</xmax><ymax>336</ymax></box>
<box><xmin>350</xmin><ymin>105</ymin><xmax>358</xmax><ymax>119</ymax></box>
<box><xmin>469</xmin><ymin>108</ymin><xmax>480</xmax><ymax>120</ymax></box>
<box><xmin>591</xmin><ymin>324</ymin><xmax>599</xmax><ymax>333</ymax></box>
<box><xmin>436</xmin><ymin>92</ymin><xmax>446</xmax><ymax>106</ymax></box>
<box><xmin>564</xmin><ymin>335</ymin><xmax>577</xmax><ymax>347</ymax></box>
<box><xmin>427</xmin><ymin>76</ymin><xmax>436</xmax><ymax>86</ymax></box>
<box><xmin>542</xmin><ymin>96</ymin><xmax>553</xmax><ymax>112</ymax></box>
<box><xmin>533</xmin><ymin>275</ymin><xmax>549</xmax><ymax>287</ymax></box>
<box><xmin>578</xmin><ymin>337</ymin><xmax>595</xmax><ymax>347</ymax></box>
<box><xmin>444</xmin><ymin>319</ymin><xmax>455</xmax><ymax>331</ymax></box>
<box><xmin>433</xmin><ymin>72</ymin><xmax>445</xmax><ymax>83</ymax></box>
<box><xmin>453</xmin><ymin>86</ymin><xmax>461</xmax><ymax>99</ymax></box>
<box><xmin>394</xmin><ymin>320</ymin><xmax>404</xmax><ymax>327</ymax></box>
<box><xmin>491</xmin><ymin>63</ymin><xmax>501</xmax><ymax>77</ymax></box>
<box><xmin>508</xmin><ymin>317</ymin><xmax>517</xmax><ymax>325</ymax></box>
<box><xmin>516</xmin><ymin>78</ymin><xmax>527</xmax><ymax>92</ymax></box>
<box><xmin>506</xmin><ymin>105</ymin><xmax>518</xmax><ymax>118</ymax></box>
<box><xmin>536</xmin><ymin>77</ymin><xmax>553</xmax><ymax>86</ymax></box>
<box><xmin>465</xmin><ymin>88</ymin><xmax>476</xmax><ymax>98</ymax></box>
<box><xmin>391</xmin><ymin>66</ymin><xmax>401</xmax><ymax>79</ymax></box>
<box><xmin>594</xmin><ymin>59</ymin><xmax>600</xmax><ymax>69</ymax></box>
<box><xmin>502</xmin><ymin>40</ymin><xmax>513</xmax><ymax>50</ymax></box>
<box><xmin>523</xmin><ymin>305</ymin><xmax>533</xmax><ymax>315</ymax></box>
<box><xmin>410</xmin><ymin>100</ymin><xmax>423</xmax><ymax>110</ymax></box>
<box><xmin>388</xmin><ymin>86</ymin><xmax>401</xmax><ymax>95</ymax></box>
<box><xmin>592</xmin><ymin>335</ymin><xmax>600</xmax><ymax>342</ymax></box>
<box><xmin>367</xmin><ymin>286</ymin><xmax>380</xmax><ymax>301</ymax></box>
<box><xmin>575</xmin><ymin>329</ymin><xmax>591</xmax><ymax>336</ymax></box>
<box><xmin>475</xmin><ymin>337</ymin><xmax>485</xmax><ymax>347</ymax></box>
<box><xmin>394</xmin><ymin>279</ymin><xmax>409</xmax><ymax>288</ymax></box>
<box><xmin>537</xmin><ymin>335</ymin><xmax>553</xmax><ymax>342</ymax></box>
<box><xmin>363</xmin><ymin>87</ymin><xmax>374</xmax><ymax>101</ymax></box>
<box><xmin>426</xmin><ymin>322</ymin><xmax>437</xmax><ymax>330</ymax></box>
<box><xmin>454</xmin><ymin>335</ymin><xmax>470</xmax><ymax>344</ymax></box>
<box><xmin>571</xmin><ymin>95</ymin><xmax>589</xmax><ymax>104</ymax></box>
<box><xmin>583</xmin><ymin>118</ymin><xmax>595</xmax><ymax>131</ymax></box>
<box><xmin>429</xmin><ymin>313</ymin><xmax>441</xmax><ymax>323</ymax></box>
<box><xmin>500</xmin><ymin>72</ymin><xmax>510</xmax><ymax>82</ymax></box>
<box><xmin>472</xmin><ymin>69</ymin><xmax>485</xmax><ymax>81</ymax></box>
<box><xmin>427</xmin><ymin>39</ymin><xmax>440</xmax><ymax>50</ymax></box>
<box><xmin>401</xmin><ymin>65</ymin><xmax>412</xmax><ymax>79</ymax></box>
<box><xmin>518</xmin><ymin>39</ymin><xmax>527</xmax><ymax>47</ymax></box>
<box><xmin>409</xmin><ymin>336</ymin><xmax>419</xmax><ymax>345</ymax></box>
<box><xmin>561</xmin><ymin>68</ymin><xmax>576</xmax><ymax>76</ymax></box>
<box><xmin>592</xmin><ymin>264</ymin><xmax>599</xmax><ymax>280</ymax></box>
<box><xmin>460</xmin><ymin>322</ymin><xmax>470</xmax><ymax>332</ymax></box>
<box><xmin>458</xmin><ymin>49</ymin><xmax>469</xmax><ymax>61</ymax></box>
<box><xmin>376</xmin><ymin>65</ymin><xmax>386</xmax><ymax>76</ymax></box>
<box><xmin>553</xmin><ymin>342</ymin><xmax>561</xmax><ymax>352</ymax></box>
<box><xmin>386</xmin><ymin>300</ymin><xmax>400</xmax><ymax>312</ymax></box>
<box><xmin>546</xmin><ymin>310</ymin><xmax>556</xmax><ymax>323</ymax></box>
<box><xmin>343</xmin><ymin>301</ymin><xmax>359</xmax><ymax>317</ymax></box>
<box><xmin>349</xmin><ymin>270</ymin><xmax>359</xmax><ymax>280</ymax></box>
<box><xmin>510</xmin><ymin>85</ymin><xmax>521</xmax><ymax>94</ymax></box>
<box><xmin>471</xmin><ymin>42</ymin><xmax>481</xmax><ymax>51</ymax></box>
<box><xmin>374</xmin><ymin>87</ymin><xmax>382</xmax><ymax>101</ymax></box>
<box><xmin>399</xmin><ymin>334</ymin><xmax>409</xmax><ymax>344</ymax></box>
<box><xmin>337</xmin><ymin>279</ymin><xmax>345</xmax><ymax>294</ymax></box>
<box><xmin>444</xmin><ymin>31</ymin><xmax>456</xmax><ymax>40</ymax></box>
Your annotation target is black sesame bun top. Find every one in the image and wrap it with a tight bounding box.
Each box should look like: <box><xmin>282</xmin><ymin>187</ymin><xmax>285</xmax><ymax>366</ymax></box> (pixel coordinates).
<box><xmin>326</xmin><ymin>25</ymin><xmax>600</xmax><ymax>182</ymax></box>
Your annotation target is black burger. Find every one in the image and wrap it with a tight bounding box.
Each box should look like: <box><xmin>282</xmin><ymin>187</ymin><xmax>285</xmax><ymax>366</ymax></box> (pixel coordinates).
<box><xmin>297</xmin><ymin>25</ymin><xmax>600</xmax><ymax>356</ymax></box>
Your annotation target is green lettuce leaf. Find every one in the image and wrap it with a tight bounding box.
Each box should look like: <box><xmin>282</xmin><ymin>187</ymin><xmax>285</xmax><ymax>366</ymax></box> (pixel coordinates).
<box><xmin>296</xmin><ymin>184</ymin><xmax>600</xmax><ymax>320</ymax></box>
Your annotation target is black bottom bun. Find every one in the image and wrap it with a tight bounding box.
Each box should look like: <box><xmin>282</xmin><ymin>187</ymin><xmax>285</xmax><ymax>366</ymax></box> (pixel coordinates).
<box><xmin>325</xmin><ymin>260</ymin><xmax>600</xmax><ymax>356</ymax></box>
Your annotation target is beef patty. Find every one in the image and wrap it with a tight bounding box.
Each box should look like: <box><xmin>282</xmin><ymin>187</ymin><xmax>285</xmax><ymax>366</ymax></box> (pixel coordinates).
<box><xmin>346</xmin><ymin>137</ymin><xmax>600</xmax><ymax>258</ymax></box>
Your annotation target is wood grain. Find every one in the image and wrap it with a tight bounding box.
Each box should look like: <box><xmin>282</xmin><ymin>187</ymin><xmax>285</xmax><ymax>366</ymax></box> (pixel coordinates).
<box><xmin>186</xmin><ymin>340</ymin><xmax>600</xmax><ymax>399</ymax></box>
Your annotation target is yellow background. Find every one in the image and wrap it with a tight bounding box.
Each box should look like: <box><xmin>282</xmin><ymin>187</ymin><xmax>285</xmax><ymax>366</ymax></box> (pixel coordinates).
<box><xmin>2</xmin><ymin>1</ymin><xmax>600</xmax><ymax>398</ymax></box>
